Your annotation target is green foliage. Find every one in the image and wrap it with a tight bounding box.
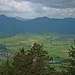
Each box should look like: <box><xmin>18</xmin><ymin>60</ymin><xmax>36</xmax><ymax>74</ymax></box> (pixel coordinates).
<box><xmin>1</xmin><ymin>43</ymin><xmax>55</xmax><ymax>75</ymax></box>
<box><xmin>65</xmin><ymin>46</ymin><xmax>75</xmax><ymax>75</ymax></box>
<box><xmin>13</xmin><ymin>43</ymin><xmax>55</xmax><ymax>75</ymax></box>
<box><xmin>0</xmin><ymin>59</ymin><xmax>14</xmax><ymax>75</ymax></box>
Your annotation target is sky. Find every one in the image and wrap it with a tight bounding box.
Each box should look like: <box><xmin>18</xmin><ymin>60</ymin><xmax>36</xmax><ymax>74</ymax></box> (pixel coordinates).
<box><xmin>0</xmin><ymin>0</ymin><xmax>75</xmax><ymax>19</ymax></box>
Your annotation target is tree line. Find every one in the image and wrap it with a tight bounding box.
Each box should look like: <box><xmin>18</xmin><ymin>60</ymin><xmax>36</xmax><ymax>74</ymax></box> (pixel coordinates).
<box><xmin>0</xmin><ymin>43</ymin><xmax>75</xmax><ymax>75</ymax></box>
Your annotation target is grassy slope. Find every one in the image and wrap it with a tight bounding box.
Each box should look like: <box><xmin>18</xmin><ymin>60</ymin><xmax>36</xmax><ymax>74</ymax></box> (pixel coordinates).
<box><xmin>0</xmin><ymin>33</ymin><xmax>74</xmax><ymax>56</ymax></box>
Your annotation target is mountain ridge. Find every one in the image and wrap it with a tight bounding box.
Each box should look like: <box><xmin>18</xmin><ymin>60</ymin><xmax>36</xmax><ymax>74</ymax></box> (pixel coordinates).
<box><xmin>0</xmin><ymin>14</ymin><xmax>75</xmax><ymax>35</ymax></box>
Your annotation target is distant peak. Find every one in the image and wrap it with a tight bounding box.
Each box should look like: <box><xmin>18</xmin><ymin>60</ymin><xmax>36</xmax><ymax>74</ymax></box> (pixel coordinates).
<box><xmin>34</xmin><ymin>16</ymin><xmax>50</xmax><ymax>20</ymax></box>
<box><xmin>42</xmin><ymin>16</ymin><xmax>50</xmax><ymax>19</ymax></box>
<box><xmin>0</xmin><ymin>14</ymin><xmax>7</xmax><ymax>18</ymax></box>
<box><xmin>0</xmin><ymin>14</ymin><xmax>5</xmax><ymax>16</ymax></box>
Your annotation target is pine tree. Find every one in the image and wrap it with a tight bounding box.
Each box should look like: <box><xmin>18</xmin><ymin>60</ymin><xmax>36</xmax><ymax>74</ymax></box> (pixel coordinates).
<box><xmin>0</xmin><ymin>43</ymin><xmax>55</xmax><ymax>75</ymax></box>
<box><xmin>67</xmin><ymin>46</ymin><xmax>75</xmax><ymax>75</ymax></box>
<box><xmin>12</xmin><ymin>43</ymin><xmax>55</xmax><ymax>75</ymax></box>
<box><xmin>12</xmin><ymin>48</ymin><xmax>28</xmax><ymax>75</ymax></box>
<box><xmin>28</xmin><ymin>43</ymin><xmax>55</xmax><ymax>75</ymax></box>
<box><xmin>1</xmin><ymin>52</ymin><xmax>14</xmax><ymax>75</ymax></box>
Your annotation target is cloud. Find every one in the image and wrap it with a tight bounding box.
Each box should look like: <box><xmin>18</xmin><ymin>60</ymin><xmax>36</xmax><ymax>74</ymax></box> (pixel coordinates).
<box><xmin>0</xmin><ymin>0</ymin><xmax>32</xmax><ymax>12</ymax></box>
<box><xmin>0</xmin><ymin>0</ymin><xmax>75</xmax><ymax>18</ymax></box>
<box><xmin>0</xmin><ymin>0</ymin><xmax>46</xmax><ymax>18</ymax></box>
<box><xmin>14</xmin><ymin>0</ymin><xmax>75</xmax><ymax>8</ymax></box>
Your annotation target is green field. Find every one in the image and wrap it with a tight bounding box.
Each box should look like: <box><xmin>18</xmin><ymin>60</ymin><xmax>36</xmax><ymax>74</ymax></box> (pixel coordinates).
<box><xmin>0</xmin><ymin>33</ymin><xmax>75</xmax><ymax>70</ymax></box>
<box><xmin>0</xmin><ymin>33</ymin><xmax>75</xmax><ymax>56</ymax></box>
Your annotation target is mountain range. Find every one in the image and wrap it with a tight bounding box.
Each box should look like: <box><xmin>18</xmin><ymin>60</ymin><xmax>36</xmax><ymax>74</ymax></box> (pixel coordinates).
<box><xmin>0</xmin><ymin>14</ymin><xmax>75</xmax><ymax>35</ymax></box>
<box><xmin>15</xmin><ymin>16</ymin><xmax>30</xmax><ymax>21</ymax></box>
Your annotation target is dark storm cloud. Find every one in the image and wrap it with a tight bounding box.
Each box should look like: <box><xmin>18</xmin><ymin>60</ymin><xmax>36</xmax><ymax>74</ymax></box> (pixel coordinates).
<box><xmin>15</xmin><ymin>0</ymin><xmax>75</xmax><ymax>8</ymax></box>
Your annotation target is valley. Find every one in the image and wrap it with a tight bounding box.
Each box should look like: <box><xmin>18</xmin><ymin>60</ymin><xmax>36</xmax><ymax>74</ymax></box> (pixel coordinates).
<box><xmin>0</xmin><ymin>33</ymin><xmax>75</xmax><ymax>70</ymax></box>
<box><xmin>0</xmin><ymin>14</ymin><xmax>75</xmax><ymax>72</ymax></box>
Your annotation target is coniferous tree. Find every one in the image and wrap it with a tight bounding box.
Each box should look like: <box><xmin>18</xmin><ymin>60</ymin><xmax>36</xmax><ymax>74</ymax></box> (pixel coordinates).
<box><xmin>66</xmin><ymin>46</ymin><xmax>75</xmax><ymax>75</ymax></box>
<box><xmin>12</xmin><ymin>48</ymin><xmax>28</xmax><ymax>75</ymax></box>
<box><xmin>27</xmin><ymin>43</ymin><xmax>55</xmax><ymax>75</ymax></box>
<box><xmin>0</xmin><ymin>52</ymin><xmax>14</xmax><ymax>75</ymax></box>
<box><xmin>1</xmin><ymin>43</ymin><xmax>55</xmax><ymax>75</ymax></box>
<box><xmin>12</xmin><ymin>43</ymin><xmax>55</xmax><ymax>75</ymax></box>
